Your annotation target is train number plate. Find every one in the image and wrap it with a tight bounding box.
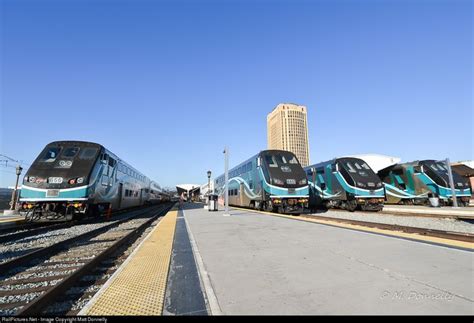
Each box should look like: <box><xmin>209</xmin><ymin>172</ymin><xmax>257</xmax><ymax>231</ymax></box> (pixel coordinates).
<box><xmin>46</xmin><ymin>189</ymin><xmax>59</xmax><ymax>197</ymax></box>
<box><xmin>48</xmin><ymin>177</ymin><xmax>63</xmax><ymax>184</ymax></box>
<box><xmin>288</xmin><ymin>188</ymin><xmax>295</xmax><ymax>194</ymax></box>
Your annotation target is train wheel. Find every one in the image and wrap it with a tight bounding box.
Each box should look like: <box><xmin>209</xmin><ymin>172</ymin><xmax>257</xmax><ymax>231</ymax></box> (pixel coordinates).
<box><xmin>345</xmin><ymin>201</ymin><xmax>357</xmax><ymax>212</ymax></box>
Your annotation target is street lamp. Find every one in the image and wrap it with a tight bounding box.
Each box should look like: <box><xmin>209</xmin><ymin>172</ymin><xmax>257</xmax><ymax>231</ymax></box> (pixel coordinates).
<box><xmin>223</xmin><ymin>147</ymin><xmax>229</xmax><ymax>216</ymax></box>
<box><xmin>10</xmin><ymin>165</ymin><xmax>23</xmax><ymax>211</ymax></box>
<box><xmin>207</xmin><ymin>170</ymin><xmax>212</xmax><ymax>196</ymax></box>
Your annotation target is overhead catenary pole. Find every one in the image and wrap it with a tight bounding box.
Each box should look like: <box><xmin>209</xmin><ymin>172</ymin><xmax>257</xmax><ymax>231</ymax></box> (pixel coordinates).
<box><xmin>445</xmin><ymin>158</ymin><xmax>458</xmax><ymax>208</ymax></box>
<box><xmin>223</xmin><ymin>147</ymin><xmax>230</xmax><ymax>216</ymax></box>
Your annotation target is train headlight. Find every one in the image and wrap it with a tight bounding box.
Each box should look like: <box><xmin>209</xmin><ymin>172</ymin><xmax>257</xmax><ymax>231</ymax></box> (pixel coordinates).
<box><xmin>299</xmin><ymin>179</ymin><xmax>307</xmax><ymax>185</ymax></box>
<box><xmin>357</xmin><ymin>182</ymin><xmax>366</xmax><ymax>188</ymax></box>
<box><xmin>29</xmin><ymin>176</ymin><xmax>36</xmax><ymax>183</ymax></box>
<box><xmin>68</xmin><ymin>178</ymin><xmax>76</xmax><ymax>185</ymax></box>
<box><xmin>77</xmin><ymin>177</ymin><xmax>84</xmax><ymax>184</ymax></box>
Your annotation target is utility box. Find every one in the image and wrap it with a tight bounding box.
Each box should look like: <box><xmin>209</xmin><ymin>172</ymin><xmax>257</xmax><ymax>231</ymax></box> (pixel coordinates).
<box><xmin>208</xmin><ymin>194</ymin><xmax>218</xmax><ymax>211</ymax></box>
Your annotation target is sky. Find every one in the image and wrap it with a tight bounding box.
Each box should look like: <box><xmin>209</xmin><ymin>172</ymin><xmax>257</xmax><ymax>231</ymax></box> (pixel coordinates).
<box><xmin>0</xmin><ymin>0</ymin><xmax>472</xmax><ymax>188</ymax></box>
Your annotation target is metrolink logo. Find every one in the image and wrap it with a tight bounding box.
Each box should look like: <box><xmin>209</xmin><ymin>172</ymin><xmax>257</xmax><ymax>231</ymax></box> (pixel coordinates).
<box><xmin>380</xmin><ymin>290</ymin><xmax>455</xmax><ymax>301</ymax></box>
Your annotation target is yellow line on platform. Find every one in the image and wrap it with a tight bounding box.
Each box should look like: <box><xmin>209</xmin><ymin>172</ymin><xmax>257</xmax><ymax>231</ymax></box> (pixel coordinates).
<box><xmin>84</xmin><ymin>207</ymin><xmax>178</xmax><ymax>315</ymax></box>
<box><xmin>232</xmin><ymin>207</ymin><xmax>473</xmax><ymax>251</ymax></box>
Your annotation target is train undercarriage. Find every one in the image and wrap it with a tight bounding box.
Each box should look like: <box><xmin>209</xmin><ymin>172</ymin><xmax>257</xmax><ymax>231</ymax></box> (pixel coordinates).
<box><xmin>20</xmin><ymin>201</ymin><xmax>107</xmax><ymax>222</ymax></box>
<box><xmin>325</xmin><ymin>197</ymin><xmax>384</xmax><ymax>212</ymax></box>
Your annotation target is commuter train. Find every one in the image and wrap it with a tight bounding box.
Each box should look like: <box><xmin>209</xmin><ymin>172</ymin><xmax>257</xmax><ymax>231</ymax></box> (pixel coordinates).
<box><xmin>214</xmin><ymin>150</ymin><xmax>309</xmax><ymax>214</ymax></box>
<box><xmin>378</xmin><ymin>160</ymin><xmax>471</xmax><ymax>206</ymax></box>
<box><xmin>304</xmin><ymin>157</ymin><xmax>385</xmax><ymax>212</ymax></box>
<box><xmin>19</xmin><ymin>141</ymin><xmax>169</xmax><ymax>221</ymax></box>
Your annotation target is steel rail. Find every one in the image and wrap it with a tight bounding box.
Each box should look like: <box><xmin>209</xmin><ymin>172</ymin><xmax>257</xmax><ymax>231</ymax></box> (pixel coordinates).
<box><xmin>0</xmin><ymin>204</ymin><xmax>161</xmax><ymax>243</ymax></box>
<box><xmin>301</xmin><ymin>214</ymin><xmax>474</xmax><ymax>243</ymax></box>
<box><xmin>17</xmin><ymin>203</ymin><xmax>174</xmax><ymax>316</ymax></box>
<box><xmin>0</xmin><ymin>204</ymin><xmax>165</xmax><ymax>274</ymax></box>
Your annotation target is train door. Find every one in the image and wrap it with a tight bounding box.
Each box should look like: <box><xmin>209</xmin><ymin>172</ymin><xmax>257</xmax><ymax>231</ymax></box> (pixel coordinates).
<box><xmin>118</xmin><ymin>183</ymin><xmax>123</xmax><ymax>209</ymax></box>
<box><xmin>239</xmin><ymin>183</ymin><xmax>245</xmax><ymax>206</ymax></box>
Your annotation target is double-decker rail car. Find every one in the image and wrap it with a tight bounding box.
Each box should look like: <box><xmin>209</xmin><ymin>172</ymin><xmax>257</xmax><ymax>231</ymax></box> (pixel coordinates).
<box><xmin>378</xmin><ymin>160</ymin><xmax>471</xmax><ymax>206</ymax></box>
<box><xmin>19</xmin><ymin>141</ymin><xmax>164</xmax><ymax>221</ymax></box>
<box><xmin>304</xmin><ymin>157</ymin><xmax>385</xmax><ymax>212</ymax></box>
<box><xmin>147</xmin><ymin>181</ymin><xmax>164</xmax><ymax>205</ymax></box>
<box><xmin>214</xmin><ymin>150</ymin><xmax>309</xmax><ymax>214</ymax></box>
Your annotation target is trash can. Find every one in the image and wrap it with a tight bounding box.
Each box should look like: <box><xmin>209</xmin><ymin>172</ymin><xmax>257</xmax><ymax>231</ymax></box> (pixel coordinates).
<box><xmin>208</xmin><ymin>194</ymin><xmax>218</xmax><ymax>211</ymax></box>
<box><xmin>428</xmin><ymin>193</ymin><xmax>439</xmax><ymax>207</ymax></box>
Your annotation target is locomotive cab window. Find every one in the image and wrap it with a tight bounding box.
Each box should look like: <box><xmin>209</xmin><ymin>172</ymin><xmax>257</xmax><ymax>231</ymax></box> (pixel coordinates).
<box><xmin>79</xmin><ymin>147</ymin><xmax>98</xmax><ymax>160</ymax></box>
<box><xmin>41</xmin><ymin>147</ymin><xmax>62</xmax><ymax>162</ymax></box>
<box><xmin>62</xmin><ymin>147</ymin><xmax>80</xmax><ymax>158</ymax></box>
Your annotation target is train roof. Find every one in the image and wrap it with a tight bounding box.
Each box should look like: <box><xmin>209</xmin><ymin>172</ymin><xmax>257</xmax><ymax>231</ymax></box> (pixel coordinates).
<box><xmin>305</xmin><ymin>156</ymin><xmax>371</xmax><ymax>170</ymax></box>
<box><xmin>46</xmin><ymin>140</ymin><xmax>103</xmax><ymax>147</ymax></box>
<box><xmin>342</xmin><ymin>154</ymin><xmax>401</xmax><ymax>173</ymax></box>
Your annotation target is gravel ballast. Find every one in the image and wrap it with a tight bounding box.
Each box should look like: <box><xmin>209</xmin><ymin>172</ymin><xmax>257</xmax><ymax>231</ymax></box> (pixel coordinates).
<box><xmin>309</xmin><ymin>209</ymin><xmax>474</xmax><ymax>234</ymax></box>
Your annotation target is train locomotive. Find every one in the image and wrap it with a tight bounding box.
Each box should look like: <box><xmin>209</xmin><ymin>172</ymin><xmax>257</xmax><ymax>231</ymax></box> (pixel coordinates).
<box><xmin>304</xmin><ymin>157</ymin><xmax>385</xmax><ymax>212</ymax></box>
<box><xmin>214</xmin><ymin>150</ymin><xmax>309</xmax><ymax>214</ymax></box>
<box><xmin>19</xmin><ymin>141</ymin><xmax>168</xmax><ymax>221</ymax></box>
<box><xmin>378</xmin><ymin>160</ymin><xmax>471</xmax><ymax>206</ymax></box>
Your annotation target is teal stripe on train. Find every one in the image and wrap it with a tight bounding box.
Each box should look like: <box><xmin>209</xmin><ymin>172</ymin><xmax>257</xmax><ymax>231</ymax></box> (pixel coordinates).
<box><xmin>21</xmin><ymin>186</ymin><xmax>88</xmax><ymax>199</ymax></box>
<box><xmin>415</xmin><ymin>174</ymin><xmax>472</xmax><ymax>198</ymax></box>
<box><xmin>258</xmin><ymin>168</ymin><xmax>309</xmax><ymax>196</ymax></box>
<box><xmin>334</xmin><ymin>173</ymin><xmax>385</xmax><ymax>197</ymax></box>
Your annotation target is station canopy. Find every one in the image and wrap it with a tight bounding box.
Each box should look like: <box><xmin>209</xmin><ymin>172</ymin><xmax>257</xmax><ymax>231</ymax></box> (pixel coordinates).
<box><xmin>451</xmin><ymin>164</ymin><xmax>474</xmax><ymax>178</ymax></box>
<box><xmin>175</xmin><ymin>184</ymin><xmax>201</xmax><ymax>196</ymax></box>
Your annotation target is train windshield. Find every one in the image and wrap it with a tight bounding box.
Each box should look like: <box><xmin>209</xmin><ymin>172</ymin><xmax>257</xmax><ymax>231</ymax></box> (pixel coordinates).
<box><xmin>41</xmin><ymin>146</ymin><xmax>62</xmax><ymax>162</ymax></box>
<box><xmin>261</xmin><ymin>151</ymin><xmax>307</xmax><ymax>187</ymax></box>
<box><xmin>62</xmin><ymin>147</ymin><xmax>80</xmax><ymax>158</ymax></box>
<box><xmin>337</xmin><ymin>158</ymin><xmax>382</xmax><ymax>187</ymax></box>
<box><xmin>79</xmin><ymin>147</ymin><xmax>99</xmax><ymax>160</ymax></box>
<box><xmin>427</xmin><ymin>162</ymin><xmax>449</xmax><ymax>174</ymax></box>
<box><xmin>423</xmin><ymin>161</ymin><xmax>468</xmax><ymax>188</ymax></box>
<box><xmin>341</xmin><ymin>160</ymin><xmax>372</xmax><ymax>177</ymax></box>
<box><xmin>265</xmin><ymin>153</ymin><xmax>299</xmax><ymax>171</ymax></box>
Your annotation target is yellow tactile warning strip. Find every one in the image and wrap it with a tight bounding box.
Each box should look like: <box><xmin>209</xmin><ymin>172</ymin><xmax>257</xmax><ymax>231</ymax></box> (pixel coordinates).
<box><xmin>232</xmin><ymin>207</ymin><xmax>474</xmax><ymax>251</ymax></box>
<box><xmin>83</xmin><ymin>207</ymin><xmax>178</xmax><ymax>315</ymax></box>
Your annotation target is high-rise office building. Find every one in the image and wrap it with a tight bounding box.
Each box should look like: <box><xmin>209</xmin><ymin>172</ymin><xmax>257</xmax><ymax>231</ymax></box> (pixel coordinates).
<box><xmin>267</xmin><ymin>103</ymin><xmax>310</xmax><ymax>167</ymax></box>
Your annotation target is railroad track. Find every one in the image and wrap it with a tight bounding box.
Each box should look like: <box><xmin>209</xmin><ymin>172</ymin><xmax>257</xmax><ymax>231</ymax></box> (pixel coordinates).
<box><xmin>0</xmin><ymin>205</ymin><xmax>166</xmax><ymax>264</ymax></box>
<box><xmin>0</xmin><ymin>203</ymin><xmax>174</xmax><ymax>316</ymax></box>
<box><xmin>301</xmin><ymin>214</ymin><xmax>474</xmax><ymax>243</ymax></box>
<box><xmin>0</xmin><ymin>204</ymin><xmax>154</xmax><ymax>244</ymax></box>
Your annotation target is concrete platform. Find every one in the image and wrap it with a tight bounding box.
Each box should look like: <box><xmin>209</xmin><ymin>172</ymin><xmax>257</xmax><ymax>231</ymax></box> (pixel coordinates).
<box><xmin>381</xmin><ymin>205</ymin><xmax>474</xmax><ymax>220</ymax></box>
<box><xmin>183</xmin><ymin>204</ymin><xmax>473</xmax><ymax>315</ymax></box>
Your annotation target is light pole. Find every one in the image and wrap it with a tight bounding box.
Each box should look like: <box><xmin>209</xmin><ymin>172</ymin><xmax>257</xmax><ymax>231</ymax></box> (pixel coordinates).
<box><xmin>207</xmin><ymin>170</ymin><xmax>212</xmax><ymax>196</ymax></box>
<box><xmin>10</xmin><ymin>165</ymin><xmax>23</xmax><ymax>211</ymax></box>
<box><xmin>223</xmin><ymin>147</ymin><xmax>230</xmax><ymax>216</ymax></box>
